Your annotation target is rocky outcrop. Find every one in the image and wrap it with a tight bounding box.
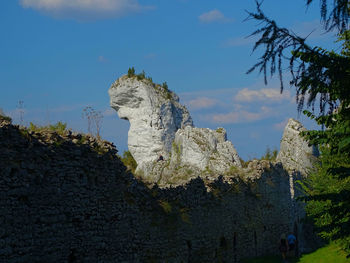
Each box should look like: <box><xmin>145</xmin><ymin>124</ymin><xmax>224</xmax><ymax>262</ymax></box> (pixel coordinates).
<box><xmin>109</xmin><ymin>75</ymin><xmax>241</xmax><ymax>179</ymax></box>
<box><xmin>171</xmin><ymin>126</ymin><xmax>241</xmax><ymax>172</ymax></box>
<box><xmin>108</xmin><ymin>75</ymin><xmax>193</xmax><ymax>171</ymax></box>
<box><xmin>277</xmin><ymin>118</ymin><xmax>319</xmax><ymax>175</ymax></box>
<box><xmin>139</xmin><ymin>126</ymin><xmax>242</xmax><ymax>187</ymax></box>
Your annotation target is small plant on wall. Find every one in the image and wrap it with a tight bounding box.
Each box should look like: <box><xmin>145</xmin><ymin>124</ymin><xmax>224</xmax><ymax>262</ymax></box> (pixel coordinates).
<box><xmin>121</xmin><ymin>150</ymin><xmax>137</xmax><ymax>173</ymax></box>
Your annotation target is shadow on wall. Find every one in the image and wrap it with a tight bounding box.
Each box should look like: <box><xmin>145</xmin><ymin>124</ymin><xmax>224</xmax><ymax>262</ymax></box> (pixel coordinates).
<box><xmin>0</xmin><ymin>119</ymin><xmax>318</xmax><ymax>263</ymax></box>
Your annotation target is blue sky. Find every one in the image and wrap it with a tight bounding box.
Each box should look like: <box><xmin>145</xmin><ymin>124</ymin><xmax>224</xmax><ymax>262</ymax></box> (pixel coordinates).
<box><xmin>0</xmin><ymin>0</ymin><xmax>338</xmax><ymax>160</ymax></box>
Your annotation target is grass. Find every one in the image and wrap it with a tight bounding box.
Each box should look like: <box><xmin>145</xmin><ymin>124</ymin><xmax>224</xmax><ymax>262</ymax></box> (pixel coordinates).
<box><xmin>28</xmin><ymin>121</ymin><xmax>68</xmax><ymax>135</ymax></box>
<box><xmin>159</xmin><ymin>200</ymin><xmax>172</xmax><ymax>214</ymax></box>
<box><xmin>242</xmin><ymin>243</ymin><xmax>350</xmax><ymax>263</ymax></box>
<box><xmin>298</xmin><ymin>243</ymin><xmax>350</xmax><ymax>263</ymax></box>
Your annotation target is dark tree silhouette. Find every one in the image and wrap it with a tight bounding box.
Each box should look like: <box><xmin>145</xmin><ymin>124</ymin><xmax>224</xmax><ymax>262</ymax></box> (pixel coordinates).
<box><xmin>246</xmin><ymin>0</ymin><xmax>350</xmax><ymax>255</ymax></box>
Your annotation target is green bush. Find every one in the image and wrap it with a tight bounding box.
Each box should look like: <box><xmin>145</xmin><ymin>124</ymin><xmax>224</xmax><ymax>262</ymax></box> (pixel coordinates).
<box><xmin>137</xmin><ymin>70</ymin><xmax>146</xmax><ymax>80</ymax></box>
<box><xmin>239</xmin><ymin>146</ymin><xmax>277</xmax><ymax>168</ymax></box>
<box><xmin>162</xmin><ymin>82</ymin><xmax>168</xmax><ymax>91</ymax></box>
<box><xmin>239</xmin><ymin>158</ymin><xmax>249</xmax><ymax>168</ymax></box>
<box><xmin>127</xmin><ymin>67</ymin><xmax>135</xmax><ymax>77</ymax></box>
<box><xmin>49</xmin><ymin>121</ymin><xmax>67</xmax><ymax>134</ymax></box>
<box><xmin>121</xmin><ymin>150</ymin><xmax>137</xmax><ymax>173</ymax></box>
<box><xmin>159</xmin><ymin>200</ymin><xmax>172</xmax><ymax>214</ymax></box>
<box><xmin>0</xmin><ymin>113</ymin><xmax>12</xmax><ymax>123</ymax></box>
<box><xmin>29</xmin><ymin>121</ymin><xmax>67</xmax><ymax>135</ymax></box>
<box><xmin>261</xmin><ymin>146</ymin><xmax>278</xmax><ymax>161</ymax></box>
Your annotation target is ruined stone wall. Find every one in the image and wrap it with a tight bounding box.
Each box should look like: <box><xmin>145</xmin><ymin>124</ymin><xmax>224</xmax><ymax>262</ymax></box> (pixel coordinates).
<box><xmin>0</xmin><ymin>119</ymin><xmax>312</xmax><ymax>263</ymax></box>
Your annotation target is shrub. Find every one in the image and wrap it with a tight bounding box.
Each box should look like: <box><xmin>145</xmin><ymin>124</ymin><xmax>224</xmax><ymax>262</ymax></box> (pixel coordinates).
<box><xmin>216</xmin><ymin>127</ymin><xmax>224</xmax><ymax>134</ymax></box>
<box><xmin>162</xmin><ymin>82</ymin><xmax>168</xmax><ymax>91</ymax></box>
<box><xmin>127</xmin><ymin>67</ymin><xmax>135</xmax><ymax>77</ymax></box>
<box><xmin>261</xmin><ymin>146</ymin><xmax>278</xmax><ymax>161</ymax></box>
<box><xmin>49</xmin><ymin>121</ymin><xmax>67</xmax><ymax>134</ymax></box>
<box><xmin>239</xmin><ymin>158</ymin><xmax>249</xmax><ymax>168</ymax></box>
<box><xmin>28</xmin><ymin>121</ymin><xmax>68</xmax><ymax>135</ymax></box>
<box><xmin>159</xmin><ymin>200</ymin><xmax>172</xmax><ymax>214</ymax></box>
<box><xmin>0</xmin><ymin>109</ymin><xmax>12</xmax><ymax>122</ymax></box>
<box><xmin>121</xmin><ymin>150</ymin><xmax>137</xmax><ymax>173</ymax></box>
<box><xmin>137</xmin><ymin>70</ymin><xmax>146</xmax><ymax>80</ymax></box>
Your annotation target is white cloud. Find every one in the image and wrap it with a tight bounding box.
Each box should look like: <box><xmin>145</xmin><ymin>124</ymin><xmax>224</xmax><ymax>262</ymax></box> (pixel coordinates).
<box><xmin>199</xmin><ymin>9</ymin><xmax>231</xmax><ymax>23</ymax></box>
<box><xmin>98</xmin><ymin>55</ymin><xmax>107</xmax><ymax>62</ymax></box>
<box><xmin>234</xmin><ymin>88</ymin><xmax>291</xmax><ymax>102</ymax></box>
<box><xmin>187</xmin><ymin>97</ymin><xmax>217</xmax><ymax>110</ymax></box>
<box><xmin>19</xmin><ymin>0</ymin><xmax>153</xmax><ymax>20</ymax></box>
<box><xmin>205</xmin><ymin>106</ymin><xmax>272</xmax><ymax>124</ymax></box>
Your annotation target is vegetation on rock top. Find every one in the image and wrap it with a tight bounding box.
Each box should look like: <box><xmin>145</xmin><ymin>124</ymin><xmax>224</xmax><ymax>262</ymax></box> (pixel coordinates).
<box><xmin>126</xmin><ymin>67</ymin><xmax>173</xmax><ymax>100</ymax></box>
<box><xmin>29</xmin><ymin>121</ymin><xmax>68</xmax><ymax>136</ymax></box>
<box><xmin>0</xmin><ymin>110</ymin><xmax>12</xmax><ymax>123</ymax></box>
<box><xmin>4</xmin><ymin>120</ymin><xmax>116</xmax><ymax>156</ymax></box>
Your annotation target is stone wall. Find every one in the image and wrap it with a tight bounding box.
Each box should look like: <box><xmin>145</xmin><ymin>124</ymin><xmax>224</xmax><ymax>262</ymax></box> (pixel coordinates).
<box><xmin>0</xmin><ymin>118</ymin><xmax>315</xmax><ymax>262</ymax></box>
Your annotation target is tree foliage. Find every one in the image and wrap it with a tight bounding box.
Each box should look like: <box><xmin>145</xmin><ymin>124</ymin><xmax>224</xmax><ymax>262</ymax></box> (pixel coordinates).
<box><xmin>128</xmin><ymin>67</ymin><xmax>135</xmax><ymax>77</ymax></box>
<box><xmin>247</xmin><ymin>0</ymin><xmax>350</xmax><ymax>254</ymax></box>
<box><xmin>307</xmin><ymin>0</ymin><xmax>349</xmax><ymax>33</ymax></box>
<box><xmin>260</xmin><ymin>146</ymin><xmax>278</xmax><ymax>161</ymax></box>
<box><xmin>246</xmin><ymin>1</ymin><xmax>350</xmax><ymax>114</ymax></box>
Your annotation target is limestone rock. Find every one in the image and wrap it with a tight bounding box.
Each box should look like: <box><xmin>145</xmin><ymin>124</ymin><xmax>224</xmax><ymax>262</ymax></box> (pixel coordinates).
<box><xmin>108</xmin><ymin>75</ymin><xmax>193</xmax><ymax>170</ymax></box>
<box><xmin>171</xmin><ymin>126</ymin><xmax>241</xmax><ymax>173</ymax></box>
<box><xmin>277</xmin><ymin>118</ymin><xmax>319</xmax><ymax>175</ymax></box>
<box><xmin>108</xmin><ymin>74</ymin><xmax>242</xmax><ymax>181</ymax></box>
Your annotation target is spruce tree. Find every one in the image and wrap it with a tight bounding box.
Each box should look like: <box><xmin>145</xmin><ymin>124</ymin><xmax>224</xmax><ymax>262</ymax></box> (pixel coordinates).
<box><xmin>247</xmin><ymin>0</ymin><xmax>350</xmax><ymax>254</ymax></box>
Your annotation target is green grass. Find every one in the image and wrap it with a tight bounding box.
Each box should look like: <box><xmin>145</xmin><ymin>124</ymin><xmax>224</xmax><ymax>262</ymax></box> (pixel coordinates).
<box><xmin>242</xmin><ymin>243</ymin><xmax>350</xmax><ymax>263</ymax></box>
<box><xmin>298</xmin><ymin>243</ymin><xmax>350</xmax><ymax>263</ymax></box>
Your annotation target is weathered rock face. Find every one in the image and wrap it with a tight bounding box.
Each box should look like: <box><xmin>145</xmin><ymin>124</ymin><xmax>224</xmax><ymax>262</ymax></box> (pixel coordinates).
<box><xmin>277</xmin><ymin>118</ymin><xmax>319</xmax><ymax>175</ymax></box>
<box><xmin>108</xmin><ymin>76</ymin><xmax>193</xmax><ymax>171</ymax></box>
<box><xmin>171</xmin><ymin>126</ymin><xmax>241</xmax><ymax>172</ymax></box>
<box><xmin>109</xmin><ymin>75</ymin><xmax>242</xmax><ymax>179</ymax></box>
<box><xmin>139</xmin><ymin>126</ymin><xmax>242</xmax><ymax>187</ymax></box>
<box><xmin>108</xmin><ymin>74</ymin><xmax>319</xmax><ymax>191</ymax></box>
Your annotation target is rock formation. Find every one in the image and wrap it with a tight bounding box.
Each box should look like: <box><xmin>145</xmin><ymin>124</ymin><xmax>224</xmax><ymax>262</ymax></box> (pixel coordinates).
<box><xmin>109</xmin><ymin>75</ymin><xmax>241</xmax><ymax>180</ymax></box>
<box><xmin>170</xmin><ymin>126</ymin><xmax>241</xmax><ymax>172</ymax></box>
<box><xmin>0</xmin><ymin>89</ymin><xmax>322</xmax><ymax>262</ymax></box>
<box><xmin>108</xmin><ymin>75</ymin><xmax>193</xmax><ymax>171</ymax></box>
<box><xmin>108</xmin><ymin>74</ymin><xmax>320</xmax><ymax>185</ymax></box>
<box><xmin>277</xmin><ymin>118</ymin><xmax>319</xmax><ymax>175</ymax></box>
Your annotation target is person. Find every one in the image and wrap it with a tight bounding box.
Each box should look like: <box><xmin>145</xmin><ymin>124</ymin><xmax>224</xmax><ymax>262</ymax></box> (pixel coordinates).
<box><xmin>157</xmin><ymin>154</ymin><xmax>164</xmax><ymax>162</ymax></box>
<box><xmin>287</xmin><ymin>233</ymin><xmax>297</xmax><ymax>257</ymax></box>
<box><xmin>279</xmin><ymin>234</ymin><xmax>288</xmax><ymax>262</ymax></box>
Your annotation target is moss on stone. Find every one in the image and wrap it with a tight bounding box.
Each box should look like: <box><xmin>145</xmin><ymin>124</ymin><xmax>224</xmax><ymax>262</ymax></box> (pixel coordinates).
<box><xmin>216</xmin><ymin>127</ymin><xmax>224</xmax><ymax>133</ymax></box>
